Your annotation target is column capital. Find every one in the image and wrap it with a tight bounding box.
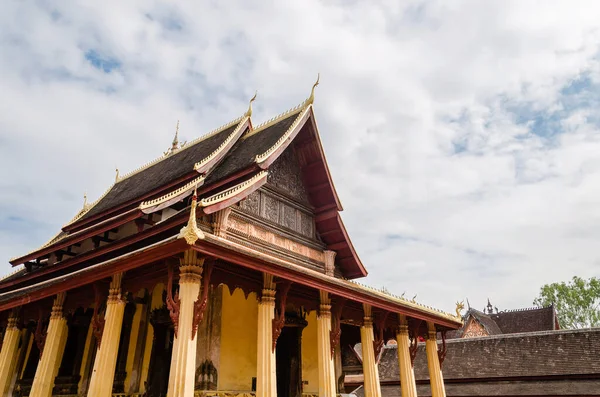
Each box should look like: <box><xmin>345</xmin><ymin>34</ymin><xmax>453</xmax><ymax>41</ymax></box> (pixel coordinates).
<box><xmin>362</xmin><ymin>303</ymin><xmax>373</xmax><ymax>327</ymax></box>
<box><xmin>427</xmin><ymin>321</ymin><xmax>437</xmax><ymax>340</ymax></box>
<box><xmin>108</xmin><ymin>272</ymin><xmax>125</xmax><ymax>304</ymax></box>
<box><xmin>7</xmin><ymin>310</ymin><xmax>20</xmax><ymax>329</ymax></box>
<box><xmin>51</xmin><ymin>291</ymin><xmax>67</xmax><ymax>319</ymax></box>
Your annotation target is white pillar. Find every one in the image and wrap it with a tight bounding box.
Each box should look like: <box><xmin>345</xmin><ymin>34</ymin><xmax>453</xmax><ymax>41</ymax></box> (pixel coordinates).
<box><xmin>30</xmin><ymin>292</ymin><xmax>69</xmax><ymax>397</ymax></box>
<box><xmin>360</xmin><ymin>304</ymin><xmax>382</xmax><ymax>397</ymax></box>
<box><xmin>87</xmin><ymin>273</ymin><xmax>126</xmax><ymax>397</ymax></box>
<box><xmin>396</xmin><ymin>314</ymin><xmax>417</xmax><ymax>397</ymax></box>
<box><xmin>167</xmin><ymin>251</ymin><xmax>204</xmax><ymax>397</ymax></box>
<box><xmin>256</xmin><ymin>274</ymin><xmax>276</xmax><ymax>397</ymax></box>
<box><xmin>317</xmin><ymin>291</ymin><xmax>337</xmax><ymax>397</ymax></box>
<box><xmin>425</xmin><ymin>322</ymin><xmax>446</xmax><ymax>397</ymax></box>
<box><xmin>0</xmin><ymin>313</ymin><xmax>21</xmax><ymax>395</ymax></box>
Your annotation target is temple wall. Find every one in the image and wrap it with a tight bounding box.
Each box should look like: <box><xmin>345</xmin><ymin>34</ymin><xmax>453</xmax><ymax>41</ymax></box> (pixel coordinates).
<box><xmin>301</xmin><ymin>310</ymin><xmax>319</xmax><ymax>394</ymax></box>
<box><xmin>195</xmin><ymin>285</ymin><xmax>222</xmax><ymax>390</ymax></box>
<box><xmin>218</xmin><ymin>287</ymin><xmax>258</xmax><ymax>391</ymax></box>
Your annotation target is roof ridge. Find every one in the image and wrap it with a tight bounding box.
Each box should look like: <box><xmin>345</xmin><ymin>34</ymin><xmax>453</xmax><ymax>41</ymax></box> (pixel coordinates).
<box><xmin>193</xmin><ymin>116</ymin><xmax>249</xmax><ymax>172</ymax></box>
<box><xmin>0</xmin><ymin>265</ymin><xmax>25</xmax><ymax>282</ymax></box>
<box><xmin>496</xmin><ymin>306</ymin><xmax>549</xmax><ymax>314</ymax></box>
<box><xmin>254</xmin><ymin>105</ymin><xmax>312</xmax><ymax>164</ymax></box>
<box><xmin>347</xmin><ymin>280</ymin><xmax>460</xmax><ymax>322</ymax></box>
<box><xmin>199</xmin><ymin>171</ymin><xmax>268</xmax><ymax>207</ymax></box>
<box><xmin>9</xmin><ymin>228</ymin><xmax>68</xmax><ymax>262</ymax></box>
<box><xmin>118</xmin><ymin>115</ymin><xmax>246</xmax><ymax>183</ymax></box>
<box><xmin>140</xmin><ymin>175</ymin><xmax>205</xmax><ymax>211</ymax></box>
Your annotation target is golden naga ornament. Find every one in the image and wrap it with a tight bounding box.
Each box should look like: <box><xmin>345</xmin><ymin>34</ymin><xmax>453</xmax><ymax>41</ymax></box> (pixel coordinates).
<box><xmin>244</xmin><ymin>91</ymin><xmax>257</xmax><ymax>118</ymax></box>
<box><xmin>455</xmin><ymin>300</ymin><xmax>465</xmax><ymax>318</ymax></box>
<box><xmin>178</xmin><ymin>188</ymin><xmax>205</xmax><ymax>245</ymax></box>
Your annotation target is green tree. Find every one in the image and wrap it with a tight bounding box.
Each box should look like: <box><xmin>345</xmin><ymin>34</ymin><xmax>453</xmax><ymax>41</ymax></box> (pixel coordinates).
<box><xmin>534</xmin><ymin>276</ymin><xmax>600</xmax><ymax>329</ymax></box>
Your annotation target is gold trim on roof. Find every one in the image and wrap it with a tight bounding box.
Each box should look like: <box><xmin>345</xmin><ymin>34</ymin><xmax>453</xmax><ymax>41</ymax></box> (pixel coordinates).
<box><xmin>244</xmin><ymin>74</ymin><xmax>319</xmax><ymax>141</ymax></box>
<box><xmin>63</xmin><ymin>181</ymin><xmax>117</xmax><ymax>228</ymax></box>
<box><xmin>193</xmin><ymin>116</ymin><xmax>249</xmax><ymax>173</ymax></box>
<box><xmin>347</xmin><ymin>280</ymin><xmax>462</xmax><ymax>322</ymax></box>
<box><xmin>139</xmin><ymin>176</ymin><xmax>205</xmax><ymax>210</ymax></box>
<box><xmin>0</xmin><ymin>265</ymin><xmax>25</xmax><ymax>283</ymax></box>
<box><xmin>199</xmin><ymin>171</ymin><xmax>268</xmax><ymax>207</ymax></box>
<box><xmin>243</xmin><ymin>106</ymin><xmax>303</xmax><ymax>140</ymax></box>
<box><xmin>117</xmin><ymin>115</ymin><xmax>246</xmax><ymax>183</ymax></box>
<box><xmin>8</xmin><ymin>230</ymin><xmax>66</xmax><ymax>262</ymax></box>
<box><xmin>254</xmin><ymin>105</ymin><xmax>311</xmax><ymax>164</ymax></box>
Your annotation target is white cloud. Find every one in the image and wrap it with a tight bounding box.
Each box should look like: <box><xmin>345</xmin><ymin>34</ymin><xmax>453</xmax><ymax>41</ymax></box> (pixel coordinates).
<box><xmin>1</xmin><ymin>0</ymin><xmax>600</xmax><ymax>313</ymax></box>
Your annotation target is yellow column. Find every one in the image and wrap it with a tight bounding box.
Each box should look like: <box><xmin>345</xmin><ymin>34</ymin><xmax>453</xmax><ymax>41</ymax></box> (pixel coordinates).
<box><xmin>360</xmin><ymin>304</ymin><xmax>381</xmax><ymax>397</ymax></box>
<box><xmin>87</xmin><ymin>273</ymin><xmax>126</xmax><ymax>397</ymax></box>
<box><xmin>317</xmin><ymin>291</ymin><xmax>336</xmax><ymax>397</ymax></box>
<box><xmin>0</xmin><ymin>313</ymin><xmax>21</xmax><ymax>395</ymax></box>
<box><xmin>396</xmin><ymin>315</ymin><xmax>417</xmax><ymax>397</ymax></box>
<box><xmin>167</xmin><ymin>251</ymin><xmax>204</xmax><ymax>397</ymax></box>
<box><xmin>30</xmin><ymin>292</ymin><xmax>69</xmax><ymax>397</ymax></box>
<box><xmin>256</xmin><ymin>274</ymin><xmax>276</xmax><ymax>397</ymax></box>
<box><xmin>425</xmin><ymin>322</ymin><xmax>446</xmax><ymax>397</ymax></box>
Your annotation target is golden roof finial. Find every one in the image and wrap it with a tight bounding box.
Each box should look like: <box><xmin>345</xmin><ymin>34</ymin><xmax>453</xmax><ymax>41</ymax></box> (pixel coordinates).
<box><xmin>178</xmin><ymin>186</ymin><xmax>205</xmax><ymax>245</ymax></box>
<box><xmin>172</xmin><ymin>120</ymin><xmax>180</xmax><ymax>150</ymax></box>
<box><xmin>83</xmin><ymin>192</ymin><xmax>89</xmax><ymax>210</ymax></box>
<box><xmin>305</xmin><ymin>73</ymin><xmax>320</xmax><ymax>106</ymax></box>
<box><xmin>115</xmin><ymin>167</ymin><xmax>120</xmax><ymax>183</ymax></box>
<box><xmin>245</xmin><ymin>91</ymin><xmax>258</xmax><ymax>118</ymax></box>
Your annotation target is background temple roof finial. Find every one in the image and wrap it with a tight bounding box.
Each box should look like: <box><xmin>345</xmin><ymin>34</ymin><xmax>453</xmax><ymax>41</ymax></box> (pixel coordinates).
<box><xmin>172</xmin><ymin>120</ymin><xmax>180</xmax><ymax>150</ymax></box>
<box><xmin>83</xmin><ymin>192</ymin><xmax>88</xmax><ymax>210</ymax></box>
<box><xmin>115</xmin><ymin>167</ymin><xmax>120</xmax><ymax>183</ymax></box>
<box><xmin>306</xmin><ymin>73</ymin><xmax>320</xmax><ymax>106</ymax></box>
<box><xmin>486</xmin><ymin>298</ymin><xmax>494</xmax><ymax>314</ymax></box>
<box><xmin>245</xmin><ymin>91</ymin><xmax>257</xmax><ymax>118</ymax></box>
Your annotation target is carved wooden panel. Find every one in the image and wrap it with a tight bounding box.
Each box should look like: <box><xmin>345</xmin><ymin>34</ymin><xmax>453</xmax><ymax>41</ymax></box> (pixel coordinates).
<box><xmin>240</xmin><ymin>190</ymin><xmax>260</xmax><ymax>215</ymax></box>
<box><xmin>239</xmin><ymin>188</ymin><xmax>316</xmax><ymax>240</ymax></box>
<box><xmin>228</xmin><ymin>214</ymin><xmax>325</xmax><ymax>263</ymax></box>
<box><xmin>461</xmin><ymin>317</ymin><xmax>489</xmax><ymax>338</ymax></box>
<box><xmin>262</xmin><ymin>194</ymin><xmax>280</xmax><ymax>223</ymax></box>
<box><xmin>267</xmin><ymin>147</ymin><xmax>310</xmax><ymax>204</ymax></box>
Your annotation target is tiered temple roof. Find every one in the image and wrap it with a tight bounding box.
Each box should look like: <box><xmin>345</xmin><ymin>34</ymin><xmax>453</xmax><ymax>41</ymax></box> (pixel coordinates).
<box><xmin>1</xmin><ymin>84</ymin><xmax>462</xmax><ymax>330</ymax></box>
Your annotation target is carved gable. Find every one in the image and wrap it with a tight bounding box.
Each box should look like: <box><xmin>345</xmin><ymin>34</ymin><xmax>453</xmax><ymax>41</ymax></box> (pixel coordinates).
<box><xmin>462</xmin><ymin>316</ymin><xmax>489</xmax><ymax>339</ymax></box>
<box><xmin>266</xmin><ymin>146</ymin><xmax>310</xmax><ymax>205</ymax></box>
<box><xmin>238</xmin><ymin>146</ymin><xmax>317</xmax><ymax>241</ymax></box>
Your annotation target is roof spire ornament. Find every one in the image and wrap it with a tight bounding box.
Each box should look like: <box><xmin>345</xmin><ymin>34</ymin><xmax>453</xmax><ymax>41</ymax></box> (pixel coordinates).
<box><xmin>305</xmin><ymin>73</ymin><xmax>320</xmax><ymax>106</ymax></box>
<box><xmin>172</xmin><ymin>120</ymin><xmax>180</xmax><ymax>150</ymax></box>
<box><xmin>486</xmin><ymin>298</ymin><xmax>494</xmax><ymax>314</ymax></box>
<box><xmin>115</xmin><ymin>168</ymin><xmax>120</xmax><ymax>183</ymax></box>
<box><xmin>178</xmin><ymin>186</ymin><xmax>205</xmax><ymax>245</ymax></box>
<box><xmin>245</xmin><ymin>91</ymin><xmax>257</xmax><ymax>118</ymax></box>
<box><xmin>83</xmin><ymin>192</ymin><xmax>89</xmax><ymax>210</ymax></box>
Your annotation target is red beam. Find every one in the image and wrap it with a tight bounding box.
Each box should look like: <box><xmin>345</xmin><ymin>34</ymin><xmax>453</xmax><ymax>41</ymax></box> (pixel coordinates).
<box><xmin>192</xmin><ymin>240</ymin><xmax>461</xmax><ymax>329</ymax></box>
<box><xmin>0</xmin><ymin>239</ymin><xmax>186</xmax><ymax>313</ymax></box>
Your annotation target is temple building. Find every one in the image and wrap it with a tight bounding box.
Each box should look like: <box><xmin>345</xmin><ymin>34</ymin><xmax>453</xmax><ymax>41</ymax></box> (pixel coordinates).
<box><xmin>449</xmin><ymin>300</ymin><xmax>560</xmax><ymax>339</ymax></box>
<box><xmin>0</xmin><ymin>81</ymin><xmax>462</xmax><ymax>397</ymax></box>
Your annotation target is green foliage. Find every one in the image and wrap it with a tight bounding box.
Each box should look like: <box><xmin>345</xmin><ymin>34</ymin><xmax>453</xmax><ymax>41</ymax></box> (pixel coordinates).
<box><xmin>534</xmin><ymin>276</ymin><xmax>600</xmax><ymax>329</ymax></box>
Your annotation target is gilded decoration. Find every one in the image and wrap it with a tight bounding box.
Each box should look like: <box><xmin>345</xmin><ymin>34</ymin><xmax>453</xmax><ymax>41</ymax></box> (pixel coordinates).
<box><xmin>455</xmin><ymin>300</ymin><xmax>465</xmax><ymax>318</ymax></box>
<box><xmin>227</xmin><ymin>214</ymin><xmax>325</xmax><ymax>263</ymax></box>
<box><xmin>179</xmin><ymin>189</ymin><xmax>205</xmax><ymax>245</ymax></box>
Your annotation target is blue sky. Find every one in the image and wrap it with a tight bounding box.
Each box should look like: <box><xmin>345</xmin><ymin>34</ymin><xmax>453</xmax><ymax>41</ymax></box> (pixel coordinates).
<box><xmin>1</xmin><ymin>1</ymin><xmax>600</xmax><ymax>312</ymax></box>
